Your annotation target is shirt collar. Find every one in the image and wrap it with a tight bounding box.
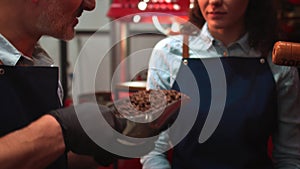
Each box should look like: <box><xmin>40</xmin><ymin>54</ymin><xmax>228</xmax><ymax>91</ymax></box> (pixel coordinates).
<box><xmin>190</xmin><ymin>23</ymin><xmax>214</xmax><ymax>51</ymax></box>
<box><xmin>194</xmin><ymin>23</ymin><xmax>251</xmax><ymax>54</ymax></box>
<box><xmin>0</xmin><ymin>34</ymin><xmax>52</xmax><ymax>66</ymax></box>
<box><xmin>0</xmin><ymin>34</ymin><xmax>23</xmax><ymax>66</ymax></box>
<box><xmin>233</xmin><ymin>32</ymin><xmax>251</xmax><ymax>54</ymax></box>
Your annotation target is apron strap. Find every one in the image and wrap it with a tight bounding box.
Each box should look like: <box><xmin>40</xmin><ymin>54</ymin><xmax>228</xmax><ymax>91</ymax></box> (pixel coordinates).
<box><xmin>183</xmin><ymin>34</ymin><xmax>189</xmax><ymax>59</ymax></box>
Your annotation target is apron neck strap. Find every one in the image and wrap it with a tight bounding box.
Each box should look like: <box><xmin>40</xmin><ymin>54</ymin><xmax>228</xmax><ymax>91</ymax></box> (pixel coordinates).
<box><xmin>183</xmin><ymin>34</ymin><xmax>189</xmax><ymax>59</ymax></box>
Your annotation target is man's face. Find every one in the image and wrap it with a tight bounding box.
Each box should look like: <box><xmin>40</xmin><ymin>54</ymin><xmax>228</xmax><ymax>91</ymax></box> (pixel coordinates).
<box><xmin>36</xmin><ymin>0</ymin><xmax>95</xmax><ymax>40</ymax></box>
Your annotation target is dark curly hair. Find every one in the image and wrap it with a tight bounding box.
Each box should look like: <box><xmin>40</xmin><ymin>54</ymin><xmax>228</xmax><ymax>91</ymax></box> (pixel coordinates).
<box><xmin>183</xmin><ymin>0</ymin><xmax>280</xmax><ymax>55</ymax></box>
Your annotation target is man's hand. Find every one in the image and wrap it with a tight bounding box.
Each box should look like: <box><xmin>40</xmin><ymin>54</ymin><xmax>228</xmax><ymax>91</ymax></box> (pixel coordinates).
<box><xmin>49</xmin><ymin>102</ymin><xmax>159</xmax><ymax>166</ymax></box>
<box><xmin>49</xmin><ymin>103</ymin><xmax>121</xmax><ymax>166</ymax></box>
<box><xmin>49</xmin><ymin>89</ymin><xmax>188</xmax><ymax>166</ymax></box>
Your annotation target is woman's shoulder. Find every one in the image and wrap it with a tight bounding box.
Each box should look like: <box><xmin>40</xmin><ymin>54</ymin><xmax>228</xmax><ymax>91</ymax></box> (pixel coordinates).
<box><xmin>154</xmin><ymin>34</ymin><xmax>201</xmax><ymax>56</ymax></box>
<box><xmin>150</xmin><ymin>35</ymin><xmax>184</xmax><ymax>61</ymax></box>
<box><xmin>154</xmin><ymin>35</ymin><xmax>184</xmax><ymax>49</ymax></box>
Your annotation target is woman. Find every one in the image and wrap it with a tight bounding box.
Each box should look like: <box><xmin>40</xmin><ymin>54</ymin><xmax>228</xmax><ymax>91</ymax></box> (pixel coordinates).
<box><xmin>141</xmin><ymin>0</ymin><xmax>300</xmax><ymax>168</ymax></box>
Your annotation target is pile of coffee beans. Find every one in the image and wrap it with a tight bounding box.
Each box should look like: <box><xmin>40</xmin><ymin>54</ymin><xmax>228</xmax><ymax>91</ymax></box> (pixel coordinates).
<box><xmin>113</xmin><ymin>89</ymin><xmax>185</xmax><ymax>117</ymax></box>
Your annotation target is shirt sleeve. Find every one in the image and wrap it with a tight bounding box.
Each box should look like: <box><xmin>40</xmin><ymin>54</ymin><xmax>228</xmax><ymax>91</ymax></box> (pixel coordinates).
<box><xmin>141</xmin><ymin>37</ymin><xmax>183</xmax><ymax>169</ymax></box>
<box><xmin>140</xmin><ymin>131</ymin><xmax>171</xmax><ymax>169</ymax></box>
<box><xmin>269</xmin><ymin>58</ymin><xmax>300</xmax><ymax>168</ymax></box>
<box><xmin>146</xmin><ymin>37</ymin><xmax>183</xmax><ymax>90</ymax></box>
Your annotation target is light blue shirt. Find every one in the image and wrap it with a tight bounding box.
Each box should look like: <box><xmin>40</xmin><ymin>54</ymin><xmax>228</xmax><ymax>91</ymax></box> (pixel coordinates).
<box><xmin>141</xmin><ymin>23</ymin><xmax>300</xmax><ymax>169</ymax></box>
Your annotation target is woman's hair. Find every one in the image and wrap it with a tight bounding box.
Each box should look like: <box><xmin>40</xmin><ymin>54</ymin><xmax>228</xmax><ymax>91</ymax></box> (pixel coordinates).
<box><xmin>183</xmin><ymin>0</ymin><xmax>280</xmax><ymax>54</ymax></box>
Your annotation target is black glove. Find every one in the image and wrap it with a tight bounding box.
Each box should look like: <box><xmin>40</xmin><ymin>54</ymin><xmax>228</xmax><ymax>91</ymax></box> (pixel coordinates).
<box><xmin>49</xmin><ymin>89</ymin><xmax>188</xmax><ymax>165</ymax></box>
<box><xmin>49</xmin><ymin>103</ymin><xmax>122</xmax><ymax>166</ymax></box>
<box><xmin>49</xmin><ymin>102</ymin><xmax>157</xmax><ymax>166</ymax></box>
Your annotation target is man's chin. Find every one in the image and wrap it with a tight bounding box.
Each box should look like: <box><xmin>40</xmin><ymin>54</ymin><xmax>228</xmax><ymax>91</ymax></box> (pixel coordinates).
<box><xmin>60</xmin><ymin>33</ymin><xmax>75</xmax><ymax>41</ymax></box>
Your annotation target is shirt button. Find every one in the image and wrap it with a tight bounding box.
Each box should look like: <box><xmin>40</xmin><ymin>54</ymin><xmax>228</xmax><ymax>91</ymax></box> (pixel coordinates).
<box><xmin>260</xmin><ymin>58</ymin><xmax>265</xmax><ymax>64</ymax></box>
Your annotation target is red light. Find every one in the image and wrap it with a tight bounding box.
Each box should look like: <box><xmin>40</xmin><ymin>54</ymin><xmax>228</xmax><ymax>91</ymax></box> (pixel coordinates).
<box><xmin>107</xmin><ymin>0</ymin><xmax>190</xmax><ymax>23</ymax></box>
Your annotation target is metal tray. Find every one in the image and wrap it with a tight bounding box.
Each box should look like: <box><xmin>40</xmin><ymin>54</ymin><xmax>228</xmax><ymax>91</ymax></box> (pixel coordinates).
<box><xmin>110</xmin><ymin>90</ymin><xmax>190</xmax><ymax>130</ymax></box>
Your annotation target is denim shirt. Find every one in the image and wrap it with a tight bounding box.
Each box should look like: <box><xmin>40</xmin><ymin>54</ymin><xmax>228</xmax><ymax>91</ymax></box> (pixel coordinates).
<box><xmin>141</xmin><ymin>23</ymin><xmax>300</xmax><ymax>169</ymax></box>
<box><xmin>0</xmin><ymin>34</ymin><xmax>64</xmax><ymax>105</ymax></box>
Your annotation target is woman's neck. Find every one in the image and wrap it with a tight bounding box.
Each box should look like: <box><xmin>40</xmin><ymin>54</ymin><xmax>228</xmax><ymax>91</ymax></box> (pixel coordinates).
<box><xmin>208</xmin><ymin>23</ymin><xmax>246</xmax><ymax>47</ymax></box>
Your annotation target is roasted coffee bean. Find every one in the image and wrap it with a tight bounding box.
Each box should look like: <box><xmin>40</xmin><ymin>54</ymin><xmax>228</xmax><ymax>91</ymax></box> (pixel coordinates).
<box><xmin>113</xmin><ymin>89</ymin><xmax>186</xmax><ymax>117</ymax></box>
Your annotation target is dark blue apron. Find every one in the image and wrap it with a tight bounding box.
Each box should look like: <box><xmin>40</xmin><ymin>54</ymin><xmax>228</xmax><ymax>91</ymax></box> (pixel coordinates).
<box><xmin>0</xmin><ymin>65</ymin><xmax>67</xmax><ymax>169</ymax></box>
<box><xmin>170</xmin><ymin>57</ymin><xmax>277</xmax><ymax>169</ymax></box>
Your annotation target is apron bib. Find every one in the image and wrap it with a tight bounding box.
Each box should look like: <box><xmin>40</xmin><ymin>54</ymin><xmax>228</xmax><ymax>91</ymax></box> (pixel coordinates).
<box><xmin>170</xmin><ymin>57</ymin><xmax>277</xmax><ymax>169</ymax></box>
<box><xmin>0</xmin><ymin>65</ymin><xmax>67</xmax><ymax>169</ymax></box>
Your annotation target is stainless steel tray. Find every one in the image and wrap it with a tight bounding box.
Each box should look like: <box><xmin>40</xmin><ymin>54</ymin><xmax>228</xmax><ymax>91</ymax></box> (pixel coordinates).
<box><xmin>110</xmin><ymin>90</ymin><xmax>190</xmax><ymax>130</ymax></box>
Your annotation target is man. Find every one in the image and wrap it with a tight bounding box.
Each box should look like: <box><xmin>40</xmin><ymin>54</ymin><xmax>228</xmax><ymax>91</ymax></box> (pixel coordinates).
<box><xmin>0</xmin><ymin>0</ymin><xmax>108</xmax><ymax>168</ymax></box>
<box><xmin>0</xmin><ymin>0</ymin><xmax>159</xmax><ymax>168</ymax></box>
